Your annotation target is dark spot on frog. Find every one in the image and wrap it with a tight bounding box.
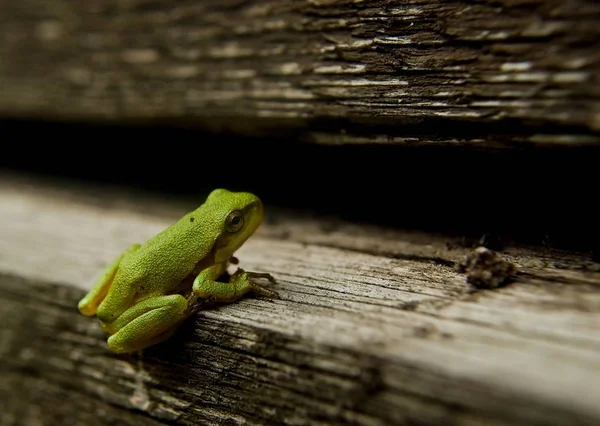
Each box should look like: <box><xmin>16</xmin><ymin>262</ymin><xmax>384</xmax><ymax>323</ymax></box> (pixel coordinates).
<box><xmin>190</xmin><ymin>217</ymin><xmax>195</xmax><ymax>222</ymax></box>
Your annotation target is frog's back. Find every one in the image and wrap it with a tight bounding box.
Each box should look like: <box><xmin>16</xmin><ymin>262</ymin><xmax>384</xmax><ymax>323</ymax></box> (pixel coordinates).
<box><xmin>95</xmin><ymin>207</ymin><xmax>220</xmax><ymax>323</ymax></box>
<box><xmin>115</xmin><ymin>207</ymin><xmax>220</xmax><ymax>296</ymax></box>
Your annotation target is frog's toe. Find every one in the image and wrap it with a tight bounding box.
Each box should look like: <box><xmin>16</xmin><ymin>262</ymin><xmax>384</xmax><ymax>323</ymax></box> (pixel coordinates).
<box><xmin>252</xmin><ymin>285</ymin><xmax>280</xmax><ymax>299</ymax></box>
<box><xmin>247</xmin><ymin>274</ymin><xmax>280</xmax><ymax>299</ymax></box>
<box><xmin>246</xmin><ymin>271</ymin><xmax>277</xmax><ymax>284</ymax></box>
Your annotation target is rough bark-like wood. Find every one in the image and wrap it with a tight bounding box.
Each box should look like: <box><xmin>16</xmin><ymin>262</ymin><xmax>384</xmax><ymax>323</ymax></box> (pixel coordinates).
<box><xmin>1</xmin><ymin>173</ymin><xmax>599</xmax><ymax>426</ymax></box>
<box><xmin>0</xmin><ymin>0</ymin><xmax>599</xmax><ymax>147</ymax></box>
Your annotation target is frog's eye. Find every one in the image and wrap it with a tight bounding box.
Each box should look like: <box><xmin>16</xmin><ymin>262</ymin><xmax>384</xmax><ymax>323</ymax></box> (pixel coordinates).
<box><xmin>226</xmin><ymin>210</ymin><xmax>244</xmax><ymax>233</ymax></box>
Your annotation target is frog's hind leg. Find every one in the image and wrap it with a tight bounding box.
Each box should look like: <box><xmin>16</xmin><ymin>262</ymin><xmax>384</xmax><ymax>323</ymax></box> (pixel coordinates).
<box><xmin>78</xmin><ymin>244</ymin><xmax>140</xmax><ymax>316</ymax></box>
<box><xmin>106</xmin><ymin>294</ymin><xmax>191</xmax><ymax>354</ymax></box>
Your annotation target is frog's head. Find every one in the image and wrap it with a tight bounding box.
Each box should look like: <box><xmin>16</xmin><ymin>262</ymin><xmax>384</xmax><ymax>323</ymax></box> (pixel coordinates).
<box><xmin>206</xmin><ymin>188</ymin><xmax>265</xmax><ymax>263</ymax></box>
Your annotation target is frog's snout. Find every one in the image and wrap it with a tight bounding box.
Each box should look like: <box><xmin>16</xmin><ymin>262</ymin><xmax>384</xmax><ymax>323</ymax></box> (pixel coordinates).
<box><xmin>253</xmin><ymin>199</ymin><xmax>264</xmax><ymax>218</ymax></box>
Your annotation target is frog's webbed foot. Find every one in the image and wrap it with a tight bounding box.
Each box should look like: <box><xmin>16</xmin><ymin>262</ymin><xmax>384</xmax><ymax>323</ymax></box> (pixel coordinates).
<box><xmin>232</xmin><ymin>268</ymin><xmax>280</xmax><ymax>299</ymax></box>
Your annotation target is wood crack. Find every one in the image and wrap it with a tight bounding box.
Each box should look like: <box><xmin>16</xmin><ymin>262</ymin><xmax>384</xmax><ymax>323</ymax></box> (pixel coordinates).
<box><xmin>309</xmin><ymin>242</ymin><xmax>458</xmax><ymax>268</ymax></box>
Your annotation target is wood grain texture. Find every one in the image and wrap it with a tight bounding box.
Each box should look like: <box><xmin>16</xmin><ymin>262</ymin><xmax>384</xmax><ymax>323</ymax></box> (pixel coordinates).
<box><xmin>0</xmin><ymin>0</ymin><xmax>599</xmax><ymax>147</ymax></box>
<box><xmin>1</xmin><ymin>172</ymin><xmax>599</xmax><ymax>425</ymax></box>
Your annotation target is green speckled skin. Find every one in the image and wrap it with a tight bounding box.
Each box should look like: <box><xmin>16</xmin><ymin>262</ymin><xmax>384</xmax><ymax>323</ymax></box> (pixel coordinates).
<box><xmin>77</xmin><ymin>189</ymin><xmax>278</xmax><ymax>353</ymax></box>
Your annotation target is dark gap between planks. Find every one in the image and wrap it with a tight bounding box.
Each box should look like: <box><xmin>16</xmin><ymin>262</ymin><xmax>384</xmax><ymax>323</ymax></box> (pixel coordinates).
<box><xmin>1</xmin><ymin>118</ymin><xmax>598</xmax><ymax>255</ymax></box>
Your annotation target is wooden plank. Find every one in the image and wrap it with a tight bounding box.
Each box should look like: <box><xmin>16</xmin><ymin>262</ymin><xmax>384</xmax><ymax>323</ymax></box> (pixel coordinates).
<box><xmin>0</xmin><ymin>172</ymin><xmax>599</xmax><ymax>425</ymax></box>
<box><xmin>0</xmin><ymin>0</ymin><xmax>599</xmax><ymax>147</ymax></box>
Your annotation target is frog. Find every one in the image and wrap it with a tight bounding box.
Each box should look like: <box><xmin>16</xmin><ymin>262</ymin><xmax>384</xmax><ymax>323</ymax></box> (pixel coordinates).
<box><xmin>77</xmin><ymin>188</ymin><xmax>279</xmax><ymax>354</ymax></box>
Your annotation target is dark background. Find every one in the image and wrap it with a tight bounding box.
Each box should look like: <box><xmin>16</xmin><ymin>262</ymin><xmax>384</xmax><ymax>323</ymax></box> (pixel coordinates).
<box><xmin>1</xmin><ymin>118</ymin><xmax>597</xmax><ymax>255</ymax></box>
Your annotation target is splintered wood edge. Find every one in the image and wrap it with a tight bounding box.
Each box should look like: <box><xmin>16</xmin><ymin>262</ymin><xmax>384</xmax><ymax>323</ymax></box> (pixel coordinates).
<box><xmin>1</xmin><ymin>172</ymin><xmax>599</xmax><ymax>425</ymax></box>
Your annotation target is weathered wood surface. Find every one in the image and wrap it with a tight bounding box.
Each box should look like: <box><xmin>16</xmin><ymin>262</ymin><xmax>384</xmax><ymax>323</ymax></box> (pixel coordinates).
<box><xmin>0</xmin><ymin>0</ymin><xmax>599</xmax><ymax>147</ymax></box>
<box><xmin>1</xmin><ymin>172</ymin><xmax>599</xmax><ymax>426</ymax></box>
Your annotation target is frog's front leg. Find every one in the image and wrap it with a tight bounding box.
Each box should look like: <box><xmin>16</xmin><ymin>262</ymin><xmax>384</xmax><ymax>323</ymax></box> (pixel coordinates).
<box><xmin>193</xmin><ymin>263</ymin><xmax>279</xmax><ymax>303</ymax></box>
<box><xmin>103</xmin><ymin>294</ymin><xmax>192</xmax><ymax>353</ymax></box>
<box><xmin>78</xmin><ymin>244</ymin><xmax>141</xmax><ymax>316</ymax></box>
